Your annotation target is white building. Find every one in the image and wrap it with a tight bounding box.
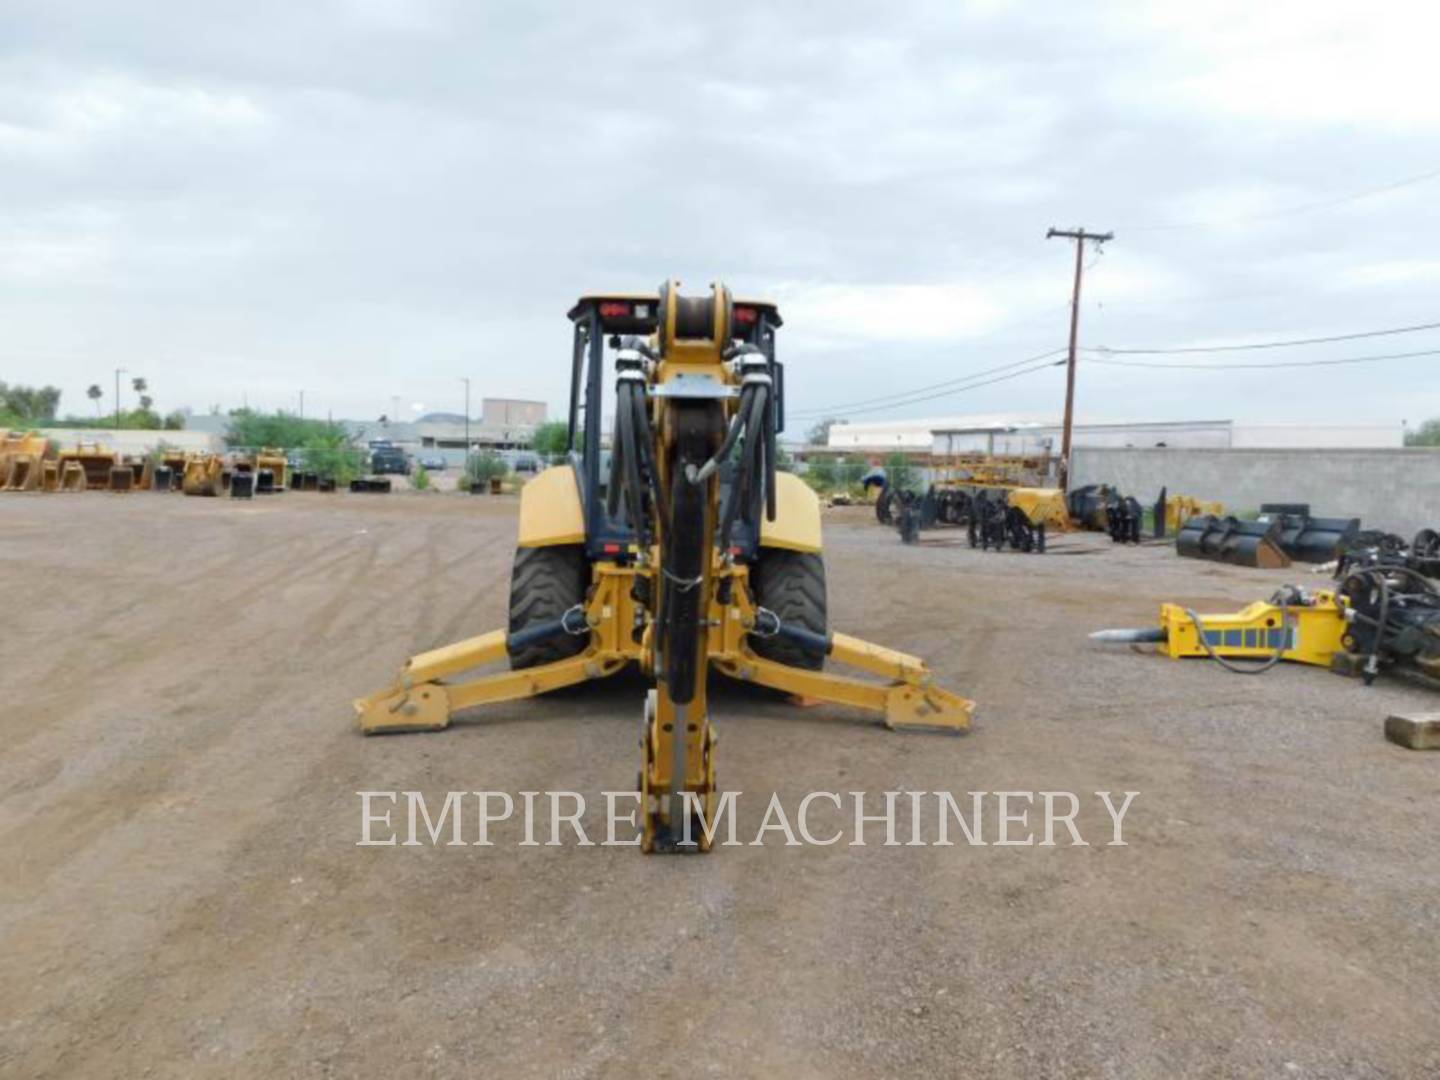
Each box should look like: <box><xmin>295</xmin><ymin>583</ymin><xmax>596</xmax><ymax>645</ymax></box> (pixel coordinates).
<box><xmin>826</xmin><ymin>414</ymin><xmax>1404</xmax><ymax>454</ymax></box>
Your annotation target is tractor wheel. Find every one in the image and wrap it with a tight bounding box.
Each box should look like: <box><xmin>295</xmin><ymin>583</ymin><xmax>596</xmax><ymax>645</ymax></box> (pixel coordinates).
<box><xmin>507</xmin><ymin>544</ymin><xmax>590</xmax><ymax>669</ymax></box>
<box><xmin>750</xmin><ymin>549</ymin><xmax>828</xmax><ymax>671</ymax></box>
<box><xmin>876</xmin><ymin>486</ymin><xmax>895</xmax><ymax>525</ymax></box>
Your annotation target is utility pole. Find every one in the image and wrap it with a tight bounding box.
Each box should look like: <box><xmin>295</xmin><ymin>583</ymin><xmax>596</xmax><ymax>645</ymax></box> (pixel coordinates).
<box><xmin>460</xmin><ymin>377</ymin><xmax>471</xmax><ymax>464</ymax></box>
<box><xmin>114</xmin><ymin>367</ymin><xmax>128</xmax><ymax>436</ymax></box>
<box><xmin>298</xmin><ymin>389</ymin><xmax>305</xmax><ymax>420</ymax></box>
<box><xmin>1046</xmin><ymin>226</ymin><xmax>1113</xmax><ymax>491</ymax></box>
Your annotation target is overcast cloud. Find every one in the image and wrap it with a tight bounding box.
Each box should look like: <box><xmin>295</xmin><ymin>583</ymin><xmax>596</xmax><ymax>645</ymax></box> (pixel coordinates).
<box><xmin>3</xmin><ymin>1</ymin><xmax>1438</xmax><ymax>430</ymax></box>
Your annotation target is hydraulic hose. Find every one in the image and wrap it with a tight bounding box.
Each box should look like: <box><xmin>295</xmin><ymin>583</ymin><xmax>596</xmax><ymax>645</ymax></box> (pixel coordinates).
<box><xmin>1185</xmin><ymin>605</ymin><xmax>1292</xmax><ymax>675</ymax></box>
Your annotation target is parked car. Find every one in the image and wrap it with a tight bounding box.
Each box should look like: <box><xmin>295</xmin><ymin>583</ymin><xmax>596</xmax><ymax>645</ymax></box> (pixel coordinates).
<box><xmin>417</xmin><ymin>455</ymin><xmax>447</xmax><ymax>471</ymax></box>
<box><xmin>370</xmin><ymin>446</ymin><xmax>412</xmax><ymax>475</ymax></box>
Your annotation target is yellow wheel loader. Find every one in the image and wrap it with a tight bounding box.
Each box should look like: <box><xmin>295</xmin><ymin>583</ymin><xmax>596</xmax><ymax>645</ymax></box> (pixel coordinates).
<box><xmin>356</xmin><ymin>282</ymin><xmax>974</xmax><ymax>852</ymax></box>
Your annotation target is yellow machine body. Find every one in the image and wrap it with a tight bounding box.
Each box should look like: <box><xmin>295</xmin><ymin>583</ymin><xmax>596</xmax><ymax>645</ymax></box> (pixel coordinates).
<box><xmin>1157</xmin><ymin>591</ymin><xmax>1347</xmax><ymax>667</ymax></box>
<box><xmin>255</xmin><ymin>448</ymin><xmax>289</xmax><ymax>490</ymax></box>
<box><xmin>1164</xmin><ymin>495</ymin><xmax>1226</xmax><ymax>534</ymax></box>
<box><xmin>182</xmin><ymin>453</ymin><xmax>227</xmax><ymax>496</ymax></box>
<box><xmin>516</xmin><ymin>465</ymin><xmax>587</xmax><ymax>547</ymax></box>
<box><xmin>357</xmin><ymin>280</ymin><xmax>974</xmax><ymax>853</ymax></box>
<box><xmin>1006</xmin><ymin>487</ymin><xmax>1070</xmax><ymax>530</ymax></box>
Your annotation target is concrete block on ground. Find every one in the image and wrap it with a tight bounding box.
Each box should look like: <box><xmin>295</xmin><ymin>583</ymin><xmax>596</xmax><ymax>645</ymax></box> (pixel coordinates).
<box><xmin>1385</xmin><ymin>713</ymin><xmax>1440</xmax><ymax>750</ymax></box>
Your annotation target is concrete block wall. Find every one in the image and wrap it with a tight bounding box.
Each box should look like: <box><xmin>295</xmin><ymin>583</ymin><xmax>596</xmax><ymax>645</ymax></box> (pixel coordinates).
<box><xmin>1070</xmin><ymin>447</ymin><xmax>1440</xmax><ymax>538</ymax></box>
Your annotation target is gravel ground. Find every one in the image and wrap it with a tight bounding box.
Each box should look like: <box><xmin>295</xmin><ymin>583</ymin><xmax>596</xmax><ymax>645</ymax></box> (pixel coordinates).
<box><xmin>2</xmin><ymin>492</ymin><xmax>1438</xmax><ymax>1078</ymax></box>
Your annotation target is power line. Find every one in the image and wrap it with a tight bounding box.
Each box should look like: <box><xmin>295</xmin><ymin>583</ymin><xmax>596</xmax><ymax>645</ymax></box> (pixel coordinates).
<box><xmin>788</xmin><ymin>347</ymin><xmax>1067</xmax><ymax>420</ymax></box>
<box><xmin>1085</xmin><ymin>346</ymin><xmax>1440</xmax><ymax>371</ymax></box>
<box><xmin>796</xmin><ymin>355</ymin><xmax>1066</xmax><ymax>422</ymax></box>
<box><xmin>1124</xmin><ymin>164</ymin><xmax>1440</xmax><ymax>233</ymax></box>
<box><xmin>1088</xmin><ymin>319</ymin><xmax>1440</xmax><ymax>355</ymax></box>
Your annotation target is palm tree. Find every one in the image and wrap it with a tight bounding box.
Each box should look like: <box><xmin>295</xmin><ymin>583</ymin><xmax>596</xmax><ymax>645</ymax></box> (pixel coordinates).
<box><xmin>87</xmin><ymin>384</ymin><xmax>103</xmax><ymax>418</ymax></box>
<box><xmin>131</xmin><ymin>376</ymin><xmax>147</xmax><ymax>395</ymax></box>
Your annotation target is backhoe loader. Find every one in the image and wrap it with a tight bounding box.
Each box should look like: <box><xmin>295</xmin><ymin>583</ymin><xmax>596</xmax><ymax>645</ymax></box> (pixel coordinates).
<box><xmin>356</xmin><ymin>281</ymin><xmax>974</xmax><ymax>852</ymax></box>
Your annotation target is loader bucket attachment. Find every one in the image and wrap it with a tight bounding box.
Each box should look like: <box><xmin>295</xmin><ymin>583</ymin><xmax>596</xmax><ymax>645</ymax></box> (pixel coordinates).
<box><xmin>3</xmin><ymin>454</ymin><xmax>41</xmax><ymax>491</ymax></box>
<box><xmin>59</xmin><ymin>461</ymin><xmax>87</xmax><ymax>491</ymax></box>
<box><xmin>41</xmin><ymin>460</ymin><xmax>60</xmax><ymax>492</ymax></box>
<box><xmin>1176</xmin><ymin>514</ymin><xmax>1290</xmax><ymax>568</ymax></box>
<box><xmin>58</xmin><ymin>445</ymin><xmax>120</xmax><ymax>490</ymax></box>
<box><xmin>1258</xmin><ymin>511</ymin><xmax>1360</xmax><ymax>564</ymax></box>
<box><xmin>182</xmin><ymin>454</ymin><xmax>227</xmax><ymax>496</ymax></box>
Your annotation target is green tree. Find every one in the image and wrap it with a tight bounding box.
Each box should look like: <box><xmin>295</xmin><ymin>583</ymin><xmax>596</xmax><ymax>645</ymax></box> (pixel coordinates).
<box><xmin>87</xmin><ymin>385</ymin><xmax>103</xmax><ymax>418</ymax></box>
<box><xmin>806</xmin><ymin>418</ymin><xmax>840</xmax><ymax>446</ymax></box>
<box><xmin>225</xmin><ymin>408</ymin><xmax>331</xmax><ymax>449</ymax></box>
<box><xmin>466</xmin><ymin>451</ymin><xmax>510</xmax><ymax>486</ymax></box>
<box><xmin>805</xmin><ymin>457</ymin><xmax>838</xmax><ymax>491</ymax></box>
<box><xmin>530</xmin><ymin>420</ymin><xmax>570</xmax><ymax>460</ymax></box>
<box><xmin>299</xmin><ymin>427</ymin><xmax>366</xmax><ymax>483</ymax></box>
<box><xmin>1405</xmin><ymin>418</ymin><xmax>1440</xmax><ymax>447</ymax></box>
<box><xmin>884</xmin><ymin>452</ymin><xmax>920</xmax><ymax>493</ymax></box>
<box><xmin>836</xmin><ymin>455</ymin><xmax>866</xmax><ymax>488</ymax></box>
<box><xmin>0</xmin><ymin>381</ymin><xmax>62</xmax><ymax>422</ymax></box>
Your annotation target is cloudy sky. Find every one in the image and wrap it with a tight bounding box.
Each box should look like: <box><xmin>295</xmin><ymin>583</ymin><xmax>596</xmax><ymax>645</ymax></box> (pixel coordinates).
<box><xmin>3</xmin><ymin>1</ymin><xmax>1439</xmax><ymax>432</ymax></box>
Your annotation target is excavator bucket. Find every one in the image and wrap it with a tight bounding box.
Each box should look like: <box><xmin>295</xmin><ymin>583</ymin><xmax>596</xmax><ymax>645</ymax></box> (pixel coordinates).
<box><xmin>1256</xmin><ymin>506</ymin><xmax>1360</xmax><ymax>564</ymax></box>
<box><xmin>40</xmin><ymin>460</ymin><xmax>60</xmax><ymax>492</ymax></box>
<box><xmin>1</xmin><ymin>431</ymin><xmax>53</xmax><ymax>493</ymax></box>
<box><xmin>1176</xmin><ymin>514</ymin><xmax>1290</xmax><ymax>568</ymax></box>
<box><xmin>182</xmin><ymin>453</ymin><xmax>228</xmax><ymax>496</ymax></box>
<box><xmin>57</xmin><ymin>444</ymin><xmax>120</xmax><ymax>490</ymax></box>
<box><xmin>59</xmin><ymin>461</ymin><xmax>87</xmax><ymax>491</ymax></box>
<box><xmin>3</xmin><ymin>454</ymin><xmax>42</xmax><ymax>492</ymax></box>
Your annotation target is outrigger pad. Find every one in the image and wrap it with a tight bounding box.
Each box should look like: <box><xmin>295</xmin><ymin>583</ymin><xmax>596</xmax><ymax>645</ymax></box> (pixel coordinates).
<box><xmin>883</xmin><ymin>682</ymin><xmax>974</xmax><ymax>731</ymax></box>
<box><xmin>355</xmin><ymin>684</ymin><xmax>453</xmax><ymax>734</ymax></box>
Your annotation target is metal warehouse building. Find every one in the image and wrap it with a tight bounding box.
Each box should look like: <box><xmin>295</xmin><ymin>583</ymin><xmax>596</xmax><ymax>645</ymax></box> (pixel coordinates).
<box><xmin>825</xmin><ymin>414</ymin><xmax>1404</xmax><ymax>454</ymax></box>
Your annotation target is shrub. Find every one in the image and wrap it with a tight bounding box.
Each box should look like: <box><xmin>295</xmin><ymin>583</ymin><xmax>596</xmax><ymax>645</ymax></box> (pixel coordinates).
<box><xmin>466</xmin><ymin>451</ymin><xmax>510</xmax><ymax>485</ymax></box>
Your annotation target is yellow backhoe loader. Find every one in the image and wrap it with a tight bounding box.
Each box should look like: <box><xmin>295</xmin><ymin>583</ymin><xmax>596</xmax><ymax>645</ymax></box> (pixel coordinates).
<box><xmin>356</xmin><ymin>281</ymin><xmax>975</xmax><ymax>852</ymax></box>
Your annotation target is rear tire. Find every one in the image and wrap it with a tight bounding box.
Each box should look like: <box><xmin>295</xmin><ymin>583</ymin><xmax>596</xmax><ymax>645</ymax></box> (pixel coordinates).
<box><xmin>750</xmin><ymin>549</ymin><xmax>827</xmax><ymax>671</ymax></box>
<box><xmin>507</xmin><ymin>544</ymin><xmax>589</xmax><ymax>669</ymax></box>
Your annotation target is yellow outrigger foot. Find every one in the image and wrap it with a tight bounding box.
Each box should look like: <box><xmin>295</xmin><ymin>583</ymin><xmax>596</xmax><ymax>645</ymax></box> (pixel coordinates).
<box><xmin>713</xmin><ymin>632</ymin><xmax>973</xmax><ymax>731</ymax></box>
<box><xmin>353</xmin><ymin>628</ymin><xmax>628</xmax><ymax>734</ymax></box>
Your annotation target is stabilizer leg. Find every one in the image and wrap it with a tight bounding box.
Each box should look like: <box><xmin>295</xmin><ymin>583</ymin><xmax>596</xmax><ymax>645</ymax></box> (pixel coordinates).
<box><xmin>353</xmin><ymin>629</ymin><xmax>624</xmax><ymax>734</ymax></box>
<box><xmin>718</xmin><ymin>632</ymin><xmax>974</xmax><ymax>731</ymax></box>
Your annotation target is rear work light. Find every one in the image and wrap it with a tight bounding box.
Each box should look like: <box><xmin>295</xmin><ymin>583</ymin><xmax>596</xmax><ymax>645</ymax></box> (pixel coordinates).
<box><xmin>598</xmin><ymin>301</ymin><xmax>631</xmax><ymax>318</ymax></box>
<box><xmin>733</xmin><ymin>306</ymin><xmax>758</xmax><ymax>324</ymax></box>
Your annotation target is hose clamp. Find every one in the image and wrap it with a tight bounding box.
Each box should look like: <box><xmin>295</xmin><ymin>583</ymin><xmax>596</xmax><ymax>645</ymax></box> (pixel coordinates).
<box><xmin>662</xmin><ymin>568</ymin><xmax>705</xmax><ymax>593</ymax></box>
<box><xmin>561</xmin><ymin>603</ymin><xmax>591</xmax><ymax>635</ymax></box>
<box><xmin>751</xmin><ymin>606</ymin><xmax>781</xmax><ymax>638</ymax></box>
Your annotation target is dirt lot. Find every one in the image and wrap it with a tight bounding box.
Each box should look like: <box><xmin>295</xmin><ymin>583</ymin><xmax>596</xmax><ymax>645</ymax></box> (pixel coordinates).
<box><xmin>3</xmin><ymin>492</ymin><xmax>1438</xmax><ymax>1078</ymax></box>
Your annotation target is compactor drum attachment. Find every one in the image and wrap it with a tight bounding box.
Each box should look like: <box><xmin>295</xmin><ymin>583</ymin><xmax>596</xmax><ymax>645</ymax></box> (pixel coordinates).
<box><xmin>356</xmin><ymin>282</ymin><xmax>975</xmax><ymax>853</ymax></box>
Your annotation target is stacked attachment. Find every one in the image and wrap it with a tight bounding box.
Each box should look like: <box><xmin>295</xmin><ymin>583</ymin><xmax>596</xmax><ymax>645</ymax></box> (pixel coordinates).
<box><xmin>1177</xmin><ymin>515</ymin><xmax>1290</xmax><ymax>568</ymax></box>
